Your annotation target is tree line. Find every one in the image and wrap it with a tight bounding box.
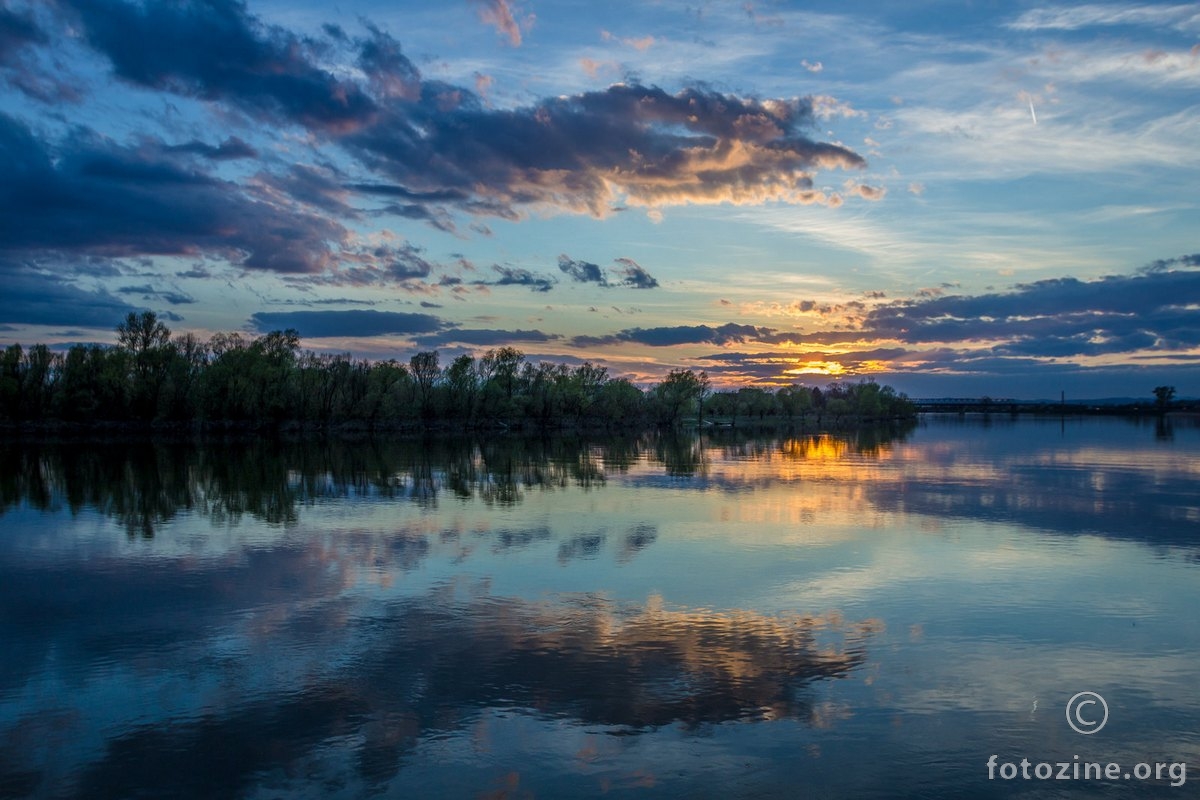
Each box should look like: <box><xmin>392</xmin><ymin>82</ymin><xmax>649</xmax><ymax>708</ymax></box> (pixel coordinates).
<box><xmin>0</xmin><ymin>312</ymin><xmax>915</xmax><ymax>430</ymax></box>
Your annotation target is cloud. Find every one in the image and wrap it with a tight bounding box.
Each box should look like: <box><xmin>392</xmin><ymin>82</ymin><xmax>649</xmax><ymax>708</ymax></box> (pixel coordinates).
<box><xmin>612</xmin><ymin>257</ymin><xmax>660</xmax><ymax>289</ymax></box>
<box><xmin>165</xmin><ymin>136</ymin><xmax>257</xmax><ymax>161</ymax></box>
<box><xmin>796</xmin><ymin>255</ymin><xmax>1200</xmax><ymax>359</ymax></box>
<box><xmin>469</xmin><ymin>0</ymin><xmax>529</xmax><ymax>47</ymax></box>
<box><xmin>60</xmin><ymin>0</ymin><xmax>378</xmax><ymax>133</ymax></box>
<box><xmin>274</xmin><ymin>297</ymin><xmax>377</xmax><ymax>308</ymax></box>
<box><xmin>695</xmin><ymin>348</ymin><xmax>911</xmax><ymax>380</ymax></box>
<box><xmin>42</xmin><ymin>1</ymin><xmax>870</xmax><ymax>223</ymax></box>
<box><xmin>249</xmin><ymin>309</ymin><xmax>450</xmax><ymax>338</ymax></box>
<box><xmin>260</xmin><ymin>164</ymin><xmax>357</xmax><ymax>217</ymax></box>
<box><xmin>176</xmin><ymin>265</ymin><xmax>213</xmax><ymax>279</ymax></box>
<box><xmin>117</xmin><ymin>285</ymin><xmax>196</xmax><ymax>305</ymax></box>
<box><xmin>0</xmin><ymin>267</ymin><xmax>140</xmax><ymax>328</ymax></box>
<box><xmin>0</xmin><ymin>6</ymin><xmax>44</xmax><ymax>56</ymax></box>
<box><xmin>0</xmin><ymin>4</ymin><xmax>78</xmax><ymax>102</ymax></box>
<box><xmin>847</xmin><ymin>182</ymin><xmax>886</xmax><ymax>201</ymax></box>
<box><xmin>558</xmin><ymin>254</ymin><xmax>607</xmax><ymax>284</ymax></box>
<box><xmin>476</xmin><ymin>265</ymin><xmax>555</xmax><ymax>292</ymax></box>
<box><xmin>811</xmin><ymin>95</ymin><xmax>868</xmax><ymax>120</ymax></box>
<box><xmin>320</xmin><ymin>243</ymin><xmax>438</xmax><ymax>285</ymax></box>
<box><xmin>412</xmin><ymin>328</ymin><xmax>561</xmax><ymax>347</ymax></box>
<box><xmin>571</xmin><ymin>322</ymin><xmax>776</xmax><ymax>348</ymax></box>
<box><xmin>356</xmin><ymin>21</ymin><xmax>421</xmax><ymax>101</ymax></box>
<box><xmin>0</xmin><ymin>113</ymin><xmax>342</xmax><ymax>273</ymax></box>
<box><xmin>345</xmin><ymin>82</ymin><xmax>868</xmax><ymax>218</ymax></box>
<box><xmin>1006</xmin><ymin>4</ymin><xmax>1200</xmax><ymax>33</ymax></box>
<box><xmin>557</xmin><ymin>254</ymin><xmax>660</xmax><ymax>288</ymax></box>
<box><xmin>600</xmin><ymin>30</ymin><xmax>656</xmax><ymax>51</ymax></box>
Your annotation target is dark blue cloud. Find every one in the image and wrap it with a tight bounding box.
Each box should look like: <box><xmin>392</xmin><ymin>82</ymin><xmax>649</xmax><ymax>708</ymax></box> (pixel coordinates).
<box><xmin>61</xmin><ymin>0</ymin><xmax>378</xmax><ymax>132</ymax></box>
<box><xmin>0</xmin><ymin>268</ymin><xmax>139</xmax><ymax>328</ymax></box>
<box><xmin>6</xmin><ymin>0</ymin><xmax>870</xmax><ymax>274</ymax></box>
<box><xmin>558</xmin><ymin>255</ymin><xmax>606</xmax><ymax>285</ymax></box>
<box><xmin>289</xmin><ymin>243</ymin><xmax>439</xmax><ymax>289</ymax></box>
<box><xmin>613</xmin><ymin>257</ymin><xmax>659</xmax><ymax>289</ymax></box>
<box><xmin>413</xmin><ymin>328</ymin><xmax>561</xmax><ymax>347</ymax></box>
<box><xmin>0</xmin><ymin>4</ymin><xmax>79</xmax><ymax>102</ymax></box>
<box><xmin>165</xmin><ymin>136</ymin><xmax>257</xmax><ymax>161</ymax></box>
<box><xmin>0</xmin><ymin>4</ymin><xmax>44</xmax><ymax>62</ymax></box>
<box><xmin>477</xmin><ymin>265</ymin><xmax>555</xmax><ymax>293</ymax></box>
<box><xmin>250</xmin><ymin>309</ymin><xmax>450</xmax><ymax>338</ymax></box>
<box><xmin>53</xmin><ymin>0</ymin><xmax>863</xmax><ymax>216</ymax></box>
<box><xmin>0</xmin><ymin>113</ymin><xmax>342</xmax><ymax>273</ymax></box>
<box><xmin>699</xmin><ymin>347</ymin><xmax>909</xmax><ymax>365</ymax></box>
<box><xmin>116</xmin><ymin>285</ymin><xmax>195</xmax><ymax>305</ymax></box>
<box><xmin>572</xmin><ymin>323</ymin><xmax>776</xmax><ymax>348</ymax></box>
<box><xmin>346</xmin><ymin>82</ymin><xmax>864</xmax><ymax>217</ymax></box>
<box><xmin>557</xmin><ymin>254</ymin><xmax>660</xmax><ymax>289</ymax></box>
<box><xmin>786</xmin><ymin>257</ymin><xmax>1200</xmax><ymax>360</ymax></box>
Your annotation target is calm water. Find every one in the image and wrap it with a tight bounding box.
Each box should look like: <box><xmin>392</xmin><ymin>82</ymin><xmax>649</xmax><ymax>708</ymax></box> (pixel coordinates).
<box><xmin>2</xmin><ymin>416</ymin><xmax>1198</xmax><ymax>798</ymax></box>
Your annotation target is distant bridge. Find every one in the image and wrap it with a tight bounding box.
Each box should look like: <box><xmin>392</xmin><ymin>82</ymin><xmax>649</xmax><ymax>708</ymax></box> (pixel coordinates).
<box><xmin>916</xmin><ymin>397</ymin><xmax>1018</xmax><ymax>406</ymax></box>
<box><xmin>913</xmin><ymin>397</ymin><xmax>1019</xmax><ymax>411</ymax></box>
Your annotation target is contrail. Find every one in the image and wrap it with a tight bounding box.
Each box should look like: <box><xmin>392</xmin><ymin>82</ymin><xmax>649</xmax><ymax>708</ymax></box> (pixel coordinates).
<box><xmin>1029</xmin><ymin>99</ymin><xmax>1037</xmax><ymax>125</ymax></box>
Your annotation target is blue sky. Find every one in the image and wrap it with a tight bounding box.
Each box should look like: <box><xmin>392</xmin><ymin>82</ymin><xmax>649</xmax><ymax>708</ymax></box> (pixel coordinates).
<box><xmin>1</xmin><ymin>0</ymin><xmax>1197</xmax><ymax>397</ymax></box>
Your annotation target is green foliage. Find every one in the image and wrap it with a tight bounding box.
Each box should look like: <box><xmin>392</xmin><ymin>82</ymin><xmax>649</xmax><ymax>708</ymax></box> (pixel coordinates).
<box><xmin>651</xmin><ymin>369</ymin><xmax>709</xmax><ymax>427</ymax></box>
<box><xmin>0</xmin><ymin>320</ymin><xmax>916</xmax><ymax>431</ymax></box>
<box><xmin>703</xmin><ymin>380</ymin><xmax>915</xmax><ymax>426</ymax></box>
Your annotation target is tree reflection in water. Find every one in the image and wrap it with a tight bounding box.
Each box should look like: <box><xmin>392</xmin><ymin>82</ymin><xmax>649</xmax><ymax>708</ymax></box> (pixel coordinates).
<box><xmin>0</xmin><ymin>425</ymin><xmax>915</xmax><ymax>537</ymax></box>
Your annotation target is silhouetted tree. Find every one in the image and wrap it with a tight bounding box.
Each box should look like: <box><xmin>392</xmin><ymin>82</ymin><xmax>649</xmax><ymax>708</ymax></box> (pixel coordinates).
<box><xmin>117</xmin><ymin>311</ymin><xmax>173</xmax><ymax>419</ymax></box>
<box><xmin>0</xmin><ymin>319</ymin><xmax>915</xmax><ymax>432</ymax></box>
<box><xmin>1153</xmin><ymin>385</ymin><xmax>1176</xmax><ymax>413</ymax></box>
<box><xmin>410</xmin><ymin>351</ymin><xmax>440</xmax><ymax>419</ymax></box>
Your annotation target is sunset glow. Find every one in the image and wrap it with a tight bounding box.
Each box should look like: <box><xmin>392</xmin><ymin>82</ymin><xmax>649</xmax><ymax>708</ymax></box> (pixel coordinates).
<box><xmin>0</xmin><ymin>0</ymin><xmax>1196</xmax><ymax>397</ymax></box>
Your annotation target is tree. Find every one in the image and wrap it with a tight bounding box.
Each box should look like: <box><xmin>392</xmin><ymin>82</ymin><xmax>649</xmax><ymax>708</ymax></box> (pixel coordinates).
<box><xmin>1153</xmin><ymin>385</ymin><xmax>1176</xmax><ymax>413</ymax></box>
<box><xmin>117</xmin><ymin>311</ymin><xmax>171</xmax><ymax>356</ymax></box>
<box><xmin>652</xmin><ymin>369</ymin><xmax>706</xmax><ymax>427</ymax></box>
<box><xmin>116</xmin><ymin>311</ymin><xmax>173</xmax><ymax>419</ymax></box>
<box><xmin>695</xmin><ymin>371</ymin><xmax>712</xmax><ymax>426</ymax></box>
<box><xmin>409</xmin><ymin>351</ymin><xmax>440</xmax><ymax>419</ymax></box>
<box><xmin>0</xmin><ymin>344</ymin><xmax>24</xmax><ymax>420</ymax></box>
<box><xmin>479</xmin><ymin>346</ymin><xmax>524</xmax><ymax>420</ymax></box>
<box><xmin>444</xmin><ymin>354</ymin><xmax>479</xmax><ymax>422</ymax></box>
<box><xmin>595</xmin><ymin>378</ymin><xmax>643</xmax><ymax>427</ymax></box>
<box><xmin>777</xmin><ymin>384</ymin><xmax>813</xmax><ymax>424</ymax></box>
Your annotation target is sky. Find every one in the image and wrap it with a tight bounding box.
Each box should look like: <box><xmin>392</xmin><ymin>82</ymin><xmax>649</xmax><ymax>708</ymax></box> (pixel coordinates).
<box><xmin>0</xmin><ymin>0</ymin><xmax>1197</xmax><ymax>398</ymax></box>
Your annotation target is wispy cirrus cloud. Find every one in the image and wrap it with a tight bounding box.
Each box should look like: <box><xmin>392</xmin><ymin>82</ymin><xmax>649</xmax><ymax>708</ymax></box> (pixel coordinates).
<box><xmin>469</xmin><ymin>0</ymin><xmax>531</xmax><ymax>46</ymax></box>
<box><xmin>1006</xmin><ymin>4</ymin><xmax>1200</xmax><ymax>33</ymax></box>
